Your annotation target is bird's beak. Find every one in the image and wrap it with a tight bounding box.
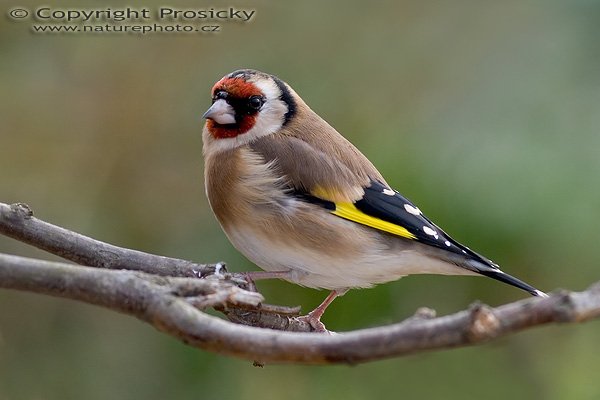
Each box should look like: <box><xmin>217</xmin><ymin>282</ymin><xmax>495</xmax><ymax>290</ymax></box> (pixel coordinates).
<box><xmin>202</xmin><ymin>99</ymin><xmax>236</xmax><ymax>125</ymax></box>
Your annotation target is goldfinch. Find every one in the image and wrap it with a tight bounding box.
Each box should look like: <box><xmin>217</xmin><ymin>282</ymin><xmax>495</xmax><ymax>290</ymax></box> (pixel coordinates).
<box><xmin>201</xmin><ymin>69</ymin><xmax>547</xmax><ymax>331</ymax></box>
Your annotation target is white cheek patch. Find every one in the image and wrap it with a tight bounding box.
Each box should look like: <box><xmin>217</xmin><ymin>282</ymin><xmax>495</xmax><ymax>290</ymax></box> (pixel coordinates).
<box><xmin>252</xmin><ymin>78</ymin><xmax>281</xmax><ymax>101</ymax></box>
<box><xmin>248</xmin><ymin>78</ymin><xmax>288</xmax><ymax>136</ymax></box>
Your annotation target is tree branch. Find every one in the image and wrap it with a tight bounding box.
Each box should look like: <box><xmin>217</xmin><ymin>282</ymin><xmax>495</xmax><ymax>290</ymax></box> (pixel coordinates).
<box><xmin>2</xmin><ymin>201</ymin><xmax>600</xmax><ymax>365</ymax></box>
<box><xmin>0</xmin><ymin>202</ymin><xmax>215</xmax><ymax>278</ymax></box>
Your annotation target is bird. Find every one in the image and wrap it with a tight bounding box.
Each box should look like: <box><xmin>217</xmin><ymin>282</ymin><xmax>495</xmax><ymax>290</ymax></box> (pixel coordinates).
<box><xmin>201</xmin><ymin>69</ymin><xmax>547</xmax><ymax>332</ymax></box>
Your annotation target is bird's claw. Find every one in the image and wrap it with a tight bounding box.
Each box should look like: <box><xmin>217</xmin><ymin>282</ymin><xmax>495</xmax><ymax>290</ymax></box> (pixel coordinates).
<box><xmin>296</xmin><ymin>313</ymin><xmax>332</xmax><ymax>334</ymax></box>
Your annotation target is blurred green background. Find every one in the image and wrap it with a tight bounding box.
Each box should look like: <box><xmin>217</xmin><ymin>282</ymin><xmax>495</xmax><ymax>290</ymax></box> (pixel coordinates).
<box><xmin>1</xmin><ymin>0</ymin><xmax>599</xmax><ymax>399</ymax></box>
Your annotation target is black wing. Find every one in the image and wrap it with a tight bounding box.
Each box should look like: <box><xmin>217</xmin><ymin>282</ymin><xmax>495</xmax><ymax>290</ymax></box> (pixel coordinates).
<box><xmin>297</xmin><ymin>180</ymin><xmax>545</xmax><ymax>297</ymax></box>
<box><xmin>355</xmin><ymin>181</ymin><xmax>483</xmax><ymax>259</ymax></box>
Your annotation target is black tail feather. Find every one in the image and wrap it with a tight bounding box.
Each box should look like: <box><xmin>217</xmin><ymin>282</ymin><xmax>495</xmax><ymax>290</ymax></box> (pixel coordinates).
<box><xmin>475</xmin><ymin>268</ymin><xmax>548</xmax><ymax>298</ymax></box>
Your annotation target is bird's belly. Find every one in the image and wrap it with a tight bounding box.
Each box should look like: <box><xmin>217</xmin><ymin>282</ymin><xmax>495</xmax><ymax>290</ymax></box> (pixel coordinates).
<box><xmin>223</xmin><ymin>220</ymin><xmax>476</xmax><ymax>290</ymax></box>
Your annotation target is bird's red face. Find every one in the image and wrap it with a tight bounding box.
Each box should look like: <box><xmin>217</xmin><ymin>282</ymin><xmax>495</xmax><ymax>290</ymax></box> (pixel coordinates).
<box><xmin>202</xmin><ymin>70</ymin><xmax>297</xmax><ymax>149</ymax></box>
<box><xmin>204</xmin><ymin>76</ymin><xmax>266</xmax><ymax>139</ymax></box>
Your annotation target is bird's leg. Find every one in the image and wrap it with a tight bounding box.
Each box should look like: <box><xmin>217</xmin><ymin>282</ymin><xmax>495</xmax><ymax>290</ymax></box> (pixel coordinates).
<box><xmin>242</xmin><ymin>270</ymin><xmax>293</xmax><ymax>292</ymax></box>
<box><xmin>245</xmin><ymin>270</ymin><xmax>293</xmax><ymax>280</ymax></box>
<box><xmin>298</xmin><ymin>289</ymin><xmax>348</xmax><ymax>333</ymax></box>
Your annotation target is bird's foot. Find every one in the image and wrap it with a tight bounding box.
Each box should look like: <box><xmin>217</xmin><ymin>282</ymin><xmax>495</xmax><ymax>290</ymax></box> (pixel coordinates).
<box><xmin>295</xmin><ymin>289</ymin><xmax>346</xmax><ymax>333</ymax></box>
<box><xmin>296</xmin><ymin>312</ymin><xmax>331</xmax><ymax>334</ymax></box>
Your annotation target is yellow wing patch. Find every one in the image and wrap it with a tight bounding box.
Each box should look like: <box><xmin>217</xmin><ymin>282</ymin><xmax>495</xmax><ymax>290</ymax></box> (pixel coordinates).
<box><xmin>332</xmin><ymin>202</ymin><xmax>416</xmax><ymax>240</ymax></box>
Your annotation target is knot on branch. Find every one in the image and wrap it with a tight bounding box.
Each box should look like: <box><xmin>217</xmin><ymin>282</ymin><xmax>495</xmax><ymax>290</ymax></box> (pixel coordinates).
<box><xmin>401</xmin><ymin>307</ymin><xmax>437</xmax><ymax>324</ymax></box>
<box><xmin>412</xmin><ymin>307</ymin><xmax>437</xmax><ymax>320</ymax></box>
<box><xmin>551</xmin><ymin>290</ymin><xmax>578</xmax><ymax>323</ymax></box>
<box><xmin>466</xmin><ymin>302</ymin><xmax>500</xmax><ymax>342</ymax></box>
<box><xmin>9</xmin><ymin>202</ymin><xmax>33</xmax><ymax>219</ymax></box>
<box><xmin>550</xmin><ymin>287</ymin><xmax>600</xmax><ymax>323</ymax></box>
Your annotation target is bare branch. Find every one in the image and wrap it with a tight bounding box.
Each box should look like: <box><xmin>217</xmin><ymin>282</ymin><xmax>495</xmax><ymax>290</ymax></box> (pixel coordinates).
<box><xmin>0</xmin><ymin>253</ymin><xmax>263</xmax><ymax>312</ymax></box>
<box><xmin>0</xmin><ymin>202</ymin><xmax>215</xmax><ymax>278</ymax></box>
<box><xmin>2</xmin><ymin>201</ymin><xmax>600</xmax><ymax>365</ymax></box>
<box><xmin>2</xmin><ymin>252</ymin><xmax>600</xmax><ymax>364</ymax></box>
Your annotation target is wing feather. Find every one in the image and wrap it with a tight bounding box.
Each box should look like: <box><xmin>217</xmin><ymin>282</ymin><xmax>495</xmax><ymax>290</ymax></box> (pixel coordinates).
<box><xmin>354</xmin><ymin>181</ymin><xmax>469</xmax><ymax>254</ymax></box>
<box><xmin>249</xmin><ymin>132</ymin><xmax>381</xmax><ymax>203</ymax></box>
<box><xmin>249</xmin><ymin>132</ymin><xmax>494</xmax><ymax>267</ymax></box>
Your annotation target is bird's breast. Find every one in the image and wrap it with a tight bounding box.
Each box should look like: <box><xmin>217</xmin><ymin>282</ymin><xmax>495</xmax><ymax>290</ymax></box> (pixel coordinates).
<box><xmin>204</xmin><ymin>146</ymin><xmax>291</xmax><ymax>227</ymax></box>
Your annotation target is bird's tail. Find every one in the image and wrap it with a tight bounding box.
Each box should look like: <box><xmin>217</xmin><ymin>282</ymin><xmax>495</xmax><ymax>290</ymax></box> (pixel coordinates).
<box><xmin>427</xmin><ymin>228</ymin><xmax>548</xmax><ymax>298</ymax></box>
<box><xmin>471</xmin><ymin>263</ymin><xmax>548</xmax><ymax>297</ymax></box>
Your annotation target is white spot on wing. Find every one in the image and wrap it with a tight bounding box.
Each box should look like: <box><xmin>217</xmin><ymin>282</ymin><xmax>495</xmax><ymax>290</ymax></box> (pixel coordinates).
<box><xmin>423</xmin><ymin>226</ymin><xmax>435</xmax><ymax>235</ymax></box>
<box><xmin>382</xmin><ymin>188</ymin><xmax>395</xmax><ymax>196</ymax></box>
<box><xmin>444</xmin><ymin>240</ymin><xmax>451</xmax><ymax>247</ymax></box>
<box><xmin>423</xmin><ymin>226</ymin><xmax>439</xmax><ymax>239</ymax></box>
<box><xmin>404</xmin><ymin>204</ymin><xmax>421</xmax><ymax>216</ymax></box>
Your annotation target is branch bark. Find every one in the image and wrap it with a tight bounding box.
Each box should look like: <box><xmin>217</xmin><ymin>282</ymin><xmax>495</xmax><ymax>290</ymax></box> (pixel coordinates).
<box><xmin>2</xmin><ymin>201</ymin><xmax>600</xmax><ymax>365</ymax></box>
<box><xmin>0</xmin><ymin>202</ymin><xmax>214</xmax><ymax>278</ymax></box>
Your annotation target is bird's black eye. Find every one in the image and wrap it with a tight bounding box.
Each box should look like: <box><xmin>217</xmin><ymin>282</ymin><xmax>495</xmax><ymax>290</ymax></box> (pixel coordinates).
<box><xmin>248</xmin><ymin>95</ymin><xmax>264</xmax><ymax>111</ymax></box>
